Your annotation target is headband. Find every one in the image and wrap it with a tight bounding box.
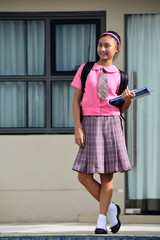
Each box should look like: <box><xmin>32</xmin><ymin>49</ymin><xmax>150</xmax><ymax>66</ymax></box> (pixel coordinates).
<box><xmin>101</xmin><ymin>32</ymin><xmax>121</xmax><ymax>45</ymax></box>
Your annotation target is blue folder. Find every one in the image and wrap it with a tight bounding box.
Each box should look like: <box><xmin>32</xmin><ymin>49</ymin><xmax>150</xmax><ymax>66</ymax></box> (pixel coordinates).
<box><xmin>109</xmin><ymin>87</ymin><xmax>151</xmax><ymax>107</ymax></box>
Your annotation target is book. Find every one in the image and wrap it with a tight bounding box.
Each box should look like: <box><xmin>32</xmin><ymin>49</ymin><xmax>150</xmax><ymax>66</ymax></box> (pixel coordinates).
<box><xmin>109</xmin><ymin>87</ymin><xmax>151</xmax><ymax>107</ymax></box>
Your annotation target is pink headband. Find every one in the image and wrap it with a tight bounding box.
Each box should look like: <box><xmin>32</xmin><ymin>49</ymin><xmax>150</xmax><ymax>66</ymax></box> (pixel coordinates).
<box><xmin>101</xmin><ymin>32</ymin><xmax>121</xmax><ymax>45</ymax></box>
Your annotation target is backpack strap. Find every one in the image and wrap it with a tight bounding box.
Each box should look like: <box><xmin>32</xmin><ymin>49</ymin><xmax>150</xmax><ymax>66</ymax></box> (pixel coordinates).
<box><xmin>118</xmin><ymin>70</ymin><xmax>128</xmax><ymax>121</ymax></box>
<box><xmin>81</xmin><ymin>61</ymin><xmax>95</xmax><ymax>94</ymax></box>
<box><xmin>80</xmin><ymin>61</ymin><xmax>95</xmax><ymax>122</ymax></box>
<box><xmin>118</xmin><ymin>70</ymin><xmax>128</xmax><ymax>95</ymax></box>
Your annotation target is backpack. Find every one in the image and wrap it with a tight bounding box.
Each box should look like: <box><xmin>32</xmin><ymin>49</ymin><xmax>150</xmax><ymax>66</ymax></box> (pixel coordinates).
<box><xmin>80</xmin><ymin>61</ymin><xmax>128</xmax><ymax>122</ymax></box>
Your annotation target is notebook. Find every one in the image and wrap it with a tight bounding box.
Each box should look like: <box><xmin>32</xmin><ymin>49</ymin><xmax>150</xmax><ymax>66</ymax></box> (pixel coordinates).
<box><xmin>109</xmin><ymin>87</ymin><xmax>151</xmax><ymax>107</ymax></box>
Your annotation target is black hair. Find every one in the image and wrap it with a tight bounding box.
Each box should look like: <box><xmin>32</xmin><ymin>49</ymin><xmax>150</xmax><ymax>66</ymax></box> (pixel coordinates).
<box><xmin>100</xmin><ymin>30</ymin><xmax>121</xmax><ymax>46</ymax></box>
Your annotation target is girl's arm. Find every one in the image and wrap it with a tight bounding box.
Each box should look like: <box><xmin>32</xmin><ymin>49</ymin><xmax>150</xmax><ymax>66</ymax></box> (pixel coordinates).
<box><xmin>120</xmin><ymin>89</ymin><xmax>135</xmax><ymax>114</ymax></box>
<box><xmin>72</xmin><ymin>88</ymin><xmax>85</xmax><ymax>147</ymax></box>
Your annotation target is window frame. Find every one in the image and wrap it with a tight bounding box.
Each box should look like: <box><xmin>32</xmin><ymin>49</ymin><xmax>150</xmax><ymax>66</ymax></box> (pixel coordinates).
<box><xmin>0</xmin><ymin>11</ymin><xmax>106</xmax><ymax>134</ymax></box>
<box><xmin>50</xmin><ymin>18</ymin><xmax>102</xmax><ymax>75</ymax></box>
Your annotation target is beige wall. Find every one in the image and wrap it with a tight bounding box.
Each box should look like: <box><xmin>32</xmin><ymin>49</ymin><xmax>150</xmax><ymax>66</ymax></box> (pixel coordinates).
<box><xmin>0</xmin><ymin>0</ymin><xmax>160</xmax><ymax>223</ymax></box>
<box><xmin>0</xmin><ymin>134</ymin><xmax>124</xmax><ymax>222</ymax></box>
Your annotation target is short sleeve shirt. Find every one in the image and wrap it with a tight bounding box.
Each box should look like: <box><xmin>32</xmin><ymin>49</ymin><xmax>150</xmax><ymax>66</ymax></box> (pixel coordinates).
<box><xmin>71</xmin><ymin>63</ymin><xmax>121</xmax><ymax>116</ymax></box>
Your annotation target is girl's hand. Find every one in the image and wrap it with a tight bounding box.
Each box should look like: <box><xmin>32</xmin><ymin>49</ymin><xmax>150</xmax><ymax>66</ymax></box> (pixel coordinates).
<box><xmin>75</xmin><ymin>127</ymin><xmax>85</xmax><ymax>147</ymax></box>
<box><xmin>120</xmin><ymin>89</ymin><xmax>135</xmax><ymax>114</ymax></box>
<box><xmin>122</xmin><ymin>89</ymin><xmax>135</xmax><ymax>103</ymax></box>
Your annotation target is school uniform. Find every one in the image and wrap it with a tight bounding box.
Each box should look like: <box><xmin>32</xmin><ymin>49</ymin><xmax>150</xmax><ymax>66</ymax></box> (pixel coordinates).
<box><xmin>71</xmin><ymin>63</ymin><xmax>131</xmax><ymax>174</ymax></box>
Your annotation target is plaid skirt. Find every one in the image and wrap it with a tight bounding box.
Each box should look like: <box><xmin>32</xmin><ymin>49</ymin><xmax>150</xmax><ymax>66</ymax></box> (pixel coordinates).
<box><xmin>72</xmin><ymin>116</ymin><xmax>131</xmax><ymax>174</ymax></box>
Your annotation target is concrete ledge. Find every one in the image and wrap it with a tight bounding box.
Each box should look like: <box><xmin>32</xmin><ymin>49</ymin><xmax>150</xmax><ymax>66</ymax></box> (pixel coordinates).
<box><xmin>0</xmin><ymin>222</ymin><xmax>159</xmax><ymax>237</ymax></box>
<box><xmin>79</xmin><ymin>215</ymin><xmax>160</xmax><ymax>224</ymax></box>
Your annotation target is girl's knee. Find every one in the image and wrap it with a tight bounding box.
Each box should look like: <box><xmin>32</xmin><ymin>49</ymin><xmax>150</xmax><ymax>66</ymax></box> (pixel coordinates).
<box><xmin>100</xmin><ymin>173</ymin><xmax>114</xmax><ymax>182</ymax></box>
<box><xmin>78</xmin><ymin>172</ymin><xmax>93</xmax><ymax>185</ymax></box>
<box><xmin>78</xmin><ymin>172</ymin><xmax>86</xmax><ymax>184</ymax></box>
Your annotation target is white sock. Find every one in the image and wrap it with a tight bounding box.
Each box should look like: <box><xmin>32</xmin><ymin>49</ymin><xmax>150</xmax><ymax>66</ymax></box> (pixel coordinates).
<box><xmin>96</xmin><ymin>214</ymin><xmax>107</xmax><ymax>230</ymax></box>
<box><xmin>107</xmin><ymin>202</ymin><xmax>118</xmax><ymax>227</ymax></box>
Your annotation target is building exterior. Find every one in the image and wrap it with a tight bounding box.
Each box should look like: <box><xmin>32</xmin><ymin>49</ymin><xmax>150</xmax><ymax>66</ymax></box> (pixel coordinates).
<box><xmin>0</xmin><ymin>0</ymin><xmax>160</xmax><ymax>223</ymax></box>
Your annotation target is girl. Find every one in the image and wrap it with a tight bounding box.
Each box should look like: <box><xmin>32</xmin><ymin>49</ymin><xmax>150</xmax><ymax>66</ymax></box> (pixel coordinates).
<box><xmin>71</xmin><ymin>31</ymin><xmax>135</xmax><ymax>234</ymax></box>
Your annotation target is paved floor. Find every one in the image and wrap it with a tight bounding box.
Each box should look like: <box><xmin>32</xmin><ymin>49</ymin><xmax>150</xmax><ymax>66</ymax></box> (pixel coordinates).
<box><xmin>0</xmin><ymin>223</ymin><xmax>159</xmax><ymax>237</ymax></box>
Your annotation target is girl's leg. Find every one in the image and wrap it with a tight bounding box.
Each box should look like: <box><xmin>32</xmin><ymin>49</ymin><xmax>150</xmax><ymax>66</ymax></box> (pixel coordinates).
<box><xmin>78</xmin><ymin>172</ymin><xmax>100</xmax><ymax>201</ymax></box>
<box><xmin>78</xmin><ymin>172</ymin><xmax>113</xmax><ymax>211</ymax></box>
<box><xmin>95</xmin><ymin>173</ymin><xmax>113</xmax><ymax>233</ymax></box>
<box><xmin>78</xmin><ymin>172</ymin><xmax>120</xmax><ymax>233</ymax></box>
<box><xmin>98</xmin><ymin>173</ymin><xmax>121</xmax><ymax>233</ymax></box>
<box><xmin>99</xmin><ymin>173</ymin><xmax>113</xmax><ymax>215</ymax></box>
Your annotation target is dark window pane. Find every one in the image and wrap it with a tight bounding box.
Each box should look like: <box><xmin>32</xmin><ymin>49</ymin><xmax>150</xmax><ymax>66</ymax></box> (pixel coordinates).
<box><xmin>0</xmin><ymin>81</ymin><xmax>45</xmax><ymax>127</ymax></box>
<box><xmin>51</xmin><ymin>23</ymin><xmax>97</xmax><ymax>73</ymax></box>
<box><xmin>28</xmin><ymin>82</ymin><xmax>45</xmax><ymax>127</ymax></box>
<box><xmin>52</xmin><ymin>81</ymin><xmax>74</xmax><ymax>127</ymax></box>
<box><xmin>0</xmin><ymin>20</ymin><xmax>45</xmax><ymax>76</ymax></box>
<box><xmin>0</xmin><ymin>82</ymin><xmax>26</xmax><ymax>127</ymax></box>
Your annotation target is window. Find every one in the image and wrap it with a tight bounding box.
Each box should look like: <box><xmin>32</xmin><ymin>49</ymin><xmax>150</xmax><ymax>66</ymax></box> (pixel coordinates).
<box><xmin>0</xmin><ymin>12</ymin><xmax>106</xmax><ymax>134</ymax></box>
<box><xmin>126</xmin><ymin>14</ymin><xmax>160</xmax><ymax>214</ymax></box>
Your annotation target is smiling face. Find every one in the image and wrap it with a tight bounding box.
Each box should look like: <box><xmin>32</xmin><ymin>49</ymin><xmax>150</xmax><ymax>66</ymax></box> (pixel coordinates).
<box><xmin>97</xmin><ymin>35</ymin><xmax>120</xmax><ymax>65</ymax></box>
